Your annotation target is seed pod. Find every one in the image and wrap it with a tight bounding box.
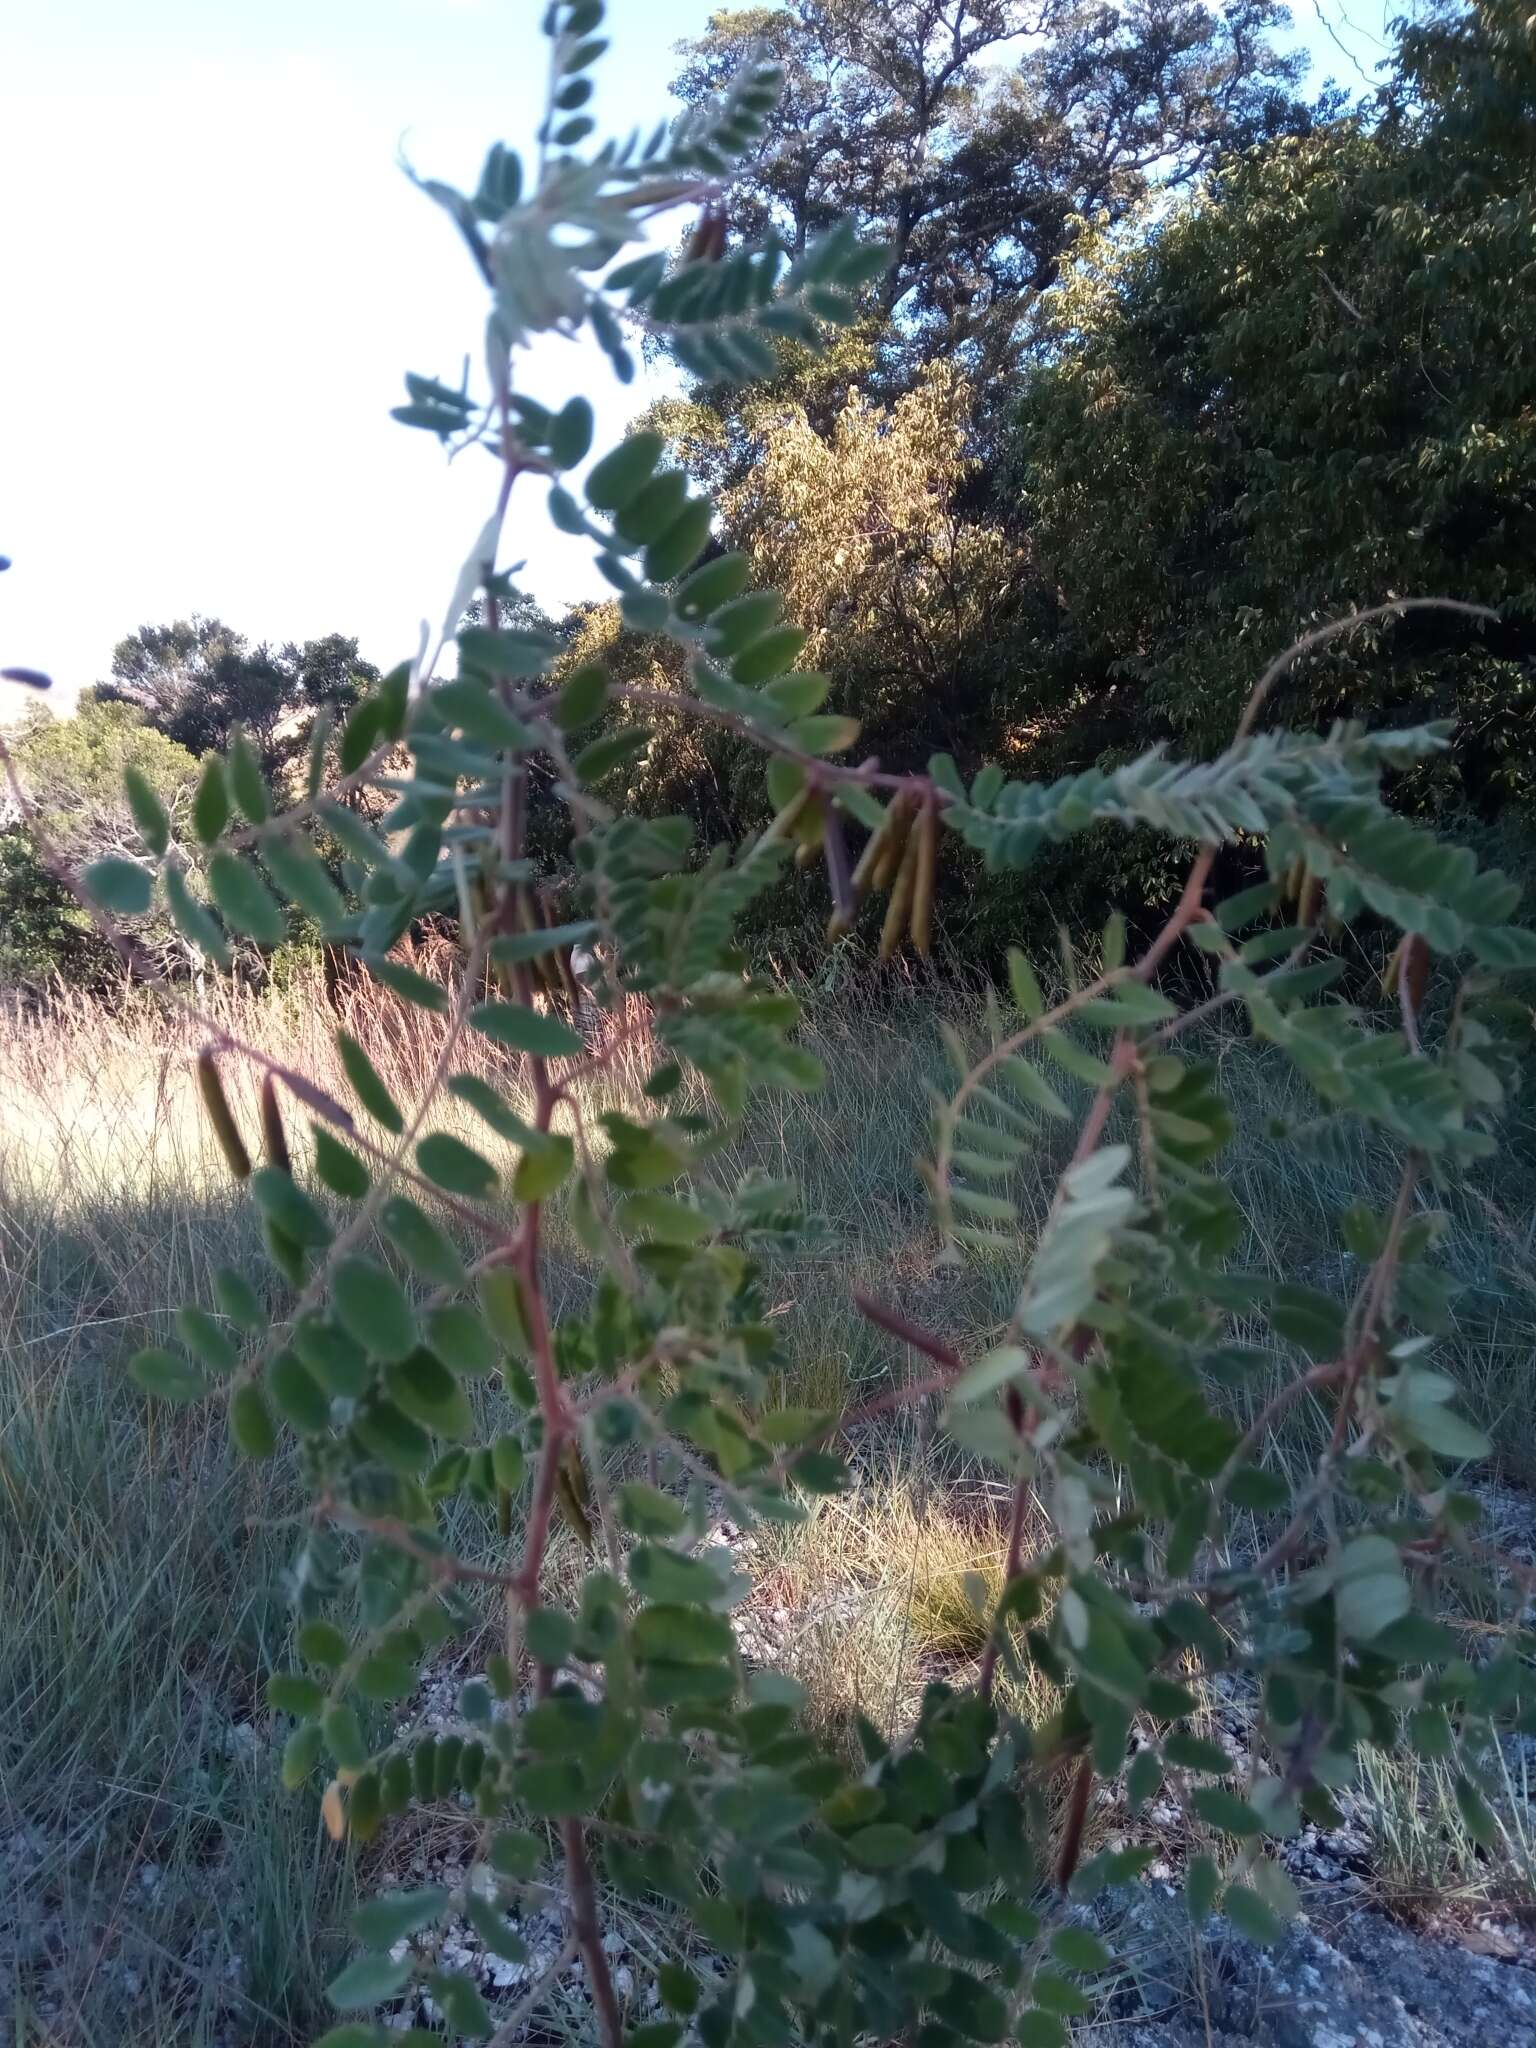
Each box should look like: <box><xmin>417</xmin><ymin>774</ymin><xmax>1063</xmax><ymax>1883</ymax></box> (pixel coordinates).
<box><xmin>793</xmin><ymin>797</ymin><xmax>826</xmax><ymax>867</ymax></box>
<box><xmin>1282</xmin><ymin>855</ymin><xmax>1306</xmax><ymax>904</ymax></box>
<box><xmin>554</xmin><ymin>942</ymin><xmax>582</xmax><ymax>1014</ymax></box>
<box><xmin>555</xmin><ymin>1441</ymin><xmax>596</xmax><ymax>1552</ymax></box>
<box><xmin>878</xmin><ymin>816</ymin><xmax>922</xmax><ymax>964</ymax></box>
<box><xmin>683</xmin><ymin>201</ymin><xmax>728</xmax><ymax>264</ymax></box>
<box><xmin>1296</xmin><ymin>867</ymin><xmax>1323</xmax><ymax>928</ymax></box>
<box><xmin>1381</xmin><ymin>936</ymin><xmax>1405</xmax><ymax>999</ymax></box>
<box><xmin>515</xmin><ymin>888</ymin><xmax>557</xmax><ymax>998</ymax></box>
<box><xmin>871</xmin><ymin>792</ymin><xmax>916</xmax><ymax>894</ymax></box>
<box><xmin>760</xmin><ymin>785</ymin><xmax>813</xmax><ymax>848</ymax></box>
<box><xmin>909</xmin><ymin>797</ymin><xmax>937</xmax><ymax>958</ymax></box>
<box><xmin>260</xmin><ymin>1074</ymin><xmax>292</xmax><ymax>1176</ymax></box>
<box><xmin>321</xmin><ymin>1779</ymin><xmax>346</xmax><ymax>1842</ymax></box>
<box><xmin>525</xmin><ymin>935</ymin><xmax>561</xmax><ymax>1001</ymax></box>
<box><xmin>1401</xmin><ymin>931</ymin><xmax>1430</xmax><ymax>1018</ymax></box>
<box><xmin>823</xmin><ymin>806</ymin><xmax>854</xmax><ymax>935</ymax></box>
<box><xmin>197</xmin><ymin>1050</ymin><xmax>251</xmax><ymax>1181</ymax></box>
<box><xmin>539</xmin><ymin>886</ymin><xmax>583</xmax><ymax>1013</ymax></box>
<box><xmin>850</xmin><ymin>790</ymin><xmax>904</xmax><ymax>896</ymax></box>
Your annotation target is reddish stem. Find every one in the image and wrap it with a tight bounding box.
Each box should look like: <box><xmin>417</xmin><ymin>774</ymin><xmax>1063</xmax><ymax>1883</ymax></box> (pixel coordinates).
<box><xmin>1055</xmin><ymin>1752</ymin><xmax>1094</xmax><ymax>1891</ymax></box>
<box><xmin>978</xmin><ymin>1400</ymin><xmax>1033</xmax><ymax>1705</ymax></box>
<box><xmin>852</xmin><ymin>1290</ymin><xmax>965</xmax><ymax>1375</ymax></box>
<box><xmin>561</xmin><ymin>1815</ymin><xmax>624</xmax><ymax>2048</ymax></box>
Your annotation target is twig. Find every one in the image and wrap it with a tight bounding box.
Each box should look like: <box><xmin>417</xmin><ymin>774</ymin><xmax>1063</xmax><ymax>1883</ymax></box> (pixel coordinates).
<box><xmin>560</xmin><ymin>1816</ymin><xmax>624</xmax><ymax>2048</ymax></box>
<box><xmin>978</xmin><ymin>1392</ymin><xmax>1033</xmax><ymax>1704</ymax></box>
<box><xmin>485</xmin><ymin>1936</ymin><xmax>578</xmax><ymax>2048</ymax></box>
<box><xmin>1233</xmin><ymin>598</ymin><xmax>1495</xmax><ymax>744</ymax></box>
<box><xmin>851</xmin><ymin>1290</ymin><xmax>964</xmax><ymax>1375</ymax></box>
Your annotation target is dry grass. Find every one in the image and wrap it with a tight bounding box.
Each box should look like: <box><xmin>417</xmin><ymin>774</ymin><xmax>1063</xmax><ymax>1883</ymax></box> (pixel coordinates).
<box><xmin>2</xmin><ymin>965</ymin><xmax>1535</xmax><ymax>2038</ymax></box>
<box><xmin>738</xmin><ymin>1464</ymin><xmax>1066</xmax><ymax>1751</ymax></box>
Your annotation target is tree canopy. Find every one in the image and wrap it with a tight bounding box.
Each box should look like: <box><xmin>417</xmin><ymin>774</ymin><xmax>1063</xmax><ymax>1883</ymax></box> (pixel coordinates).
<box><xmin>8</xmin><ymin>697</ymin><xmax>201</xmax><ymax>866</ymax></box>
<box><xmin>1009</xmin><ymin>0</ymin><xmax>1536</xmax><ymax>815</ymax></box>
<box><xmin>673</xmin><ymin>0</ymin><xmax>1311</xmax><ymax>393</ymax></box>
<box><xmin>97</xmin><ymin>619</ymin><xmax>379</xmax><ymax>778</ymax></box>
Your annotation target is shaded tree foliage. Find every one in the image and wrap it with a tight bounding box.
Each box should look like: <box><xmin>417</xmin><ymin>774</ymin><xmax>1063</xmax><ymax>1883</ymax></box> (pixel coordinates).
<box><xmin>1008</xmin><ymin>0</ymin><xmax>1536</xmax><ymax>822</ymax></box>
<box><xmin>0</xmin><ymin>831</ymin><xmax>114</xmax><ymax>988</ymax></box>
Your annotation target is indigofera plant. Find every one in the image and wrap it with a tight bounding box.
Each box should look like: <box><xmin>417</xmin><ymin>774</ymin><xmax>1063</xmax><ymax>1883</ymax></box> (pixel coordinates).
<box><xmin>16</xmin><ymin>6</ymin><xmax>1536</xmax><ymax>2044</ymax></box>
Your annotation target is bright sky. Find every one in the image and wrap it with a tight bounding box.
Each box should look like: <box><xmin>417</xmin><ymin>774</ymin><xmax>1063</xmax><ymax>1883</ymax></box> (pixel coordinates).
<box><xmin>0</xmin><ymin>1</ymin><xmax>1395</xmax><ymax>708</ymax></box>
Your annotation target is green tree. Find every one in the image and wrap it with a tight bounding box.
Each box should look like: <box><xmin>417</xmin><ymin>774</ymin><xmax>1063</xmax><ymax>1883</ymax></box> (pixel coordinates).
<box><xmin>98</xmin><ymin>619</ymin><xmax>379</xmax><ymax>780</ymax></box>
<box><xmin>673</xmin><ymin>0</ymin><xmax>1311</xmax><ymax>397</ymax></box>
<box><xmin>9</xmin><ymin>697</ymin><xmax>200</xmax><ymax>866</ymax></box>
<box><xmin>0</xmin><ymin>830</ymin><xmax>113</xmax><ymax>987</ymax></box>
<box><xmin>1010</xmin><ymin>0</ymin><xmax>1536</xmax><ymax>819</ymax></box>
<box><xmin>579</xmin><ymin>361</ymin><xmax>1043</xmax><ymax>953</ymax></box>
<box><xmin>1</xmin><ymin>698</ymin><xmax>204</xmax><ymax>981</ymax></box>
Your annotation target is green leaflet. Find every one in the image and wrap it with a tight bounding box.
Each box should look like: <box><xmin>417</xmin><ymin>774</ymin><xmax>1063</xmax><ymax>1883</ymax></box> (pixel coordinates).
<box><xmin>469</xmin><ymin>1000</ymin><xmax>584</xmax><ymax>1057</ymax></box>
<box><xmin>82</xmin><ymin>857</ymin><xmax>151</xmax><ymax>915</ymax></box>
<box><xmin>207</xmin><ymin>852</ymin><xmax>286</xmax><ymax>945</ymax></box>
<box><xmin>586</xmin><ymin>429</ymin><xmax>665</xmax><ymax>510</ymax></box>
<box><xmin>335</xmin><ymin>1031</ymin><xmax>404</xmax><ymax>1131</ymax></box>
<box><xmin>415</xmin><ymin>1131</ymin><xmax>499</xmax><ymax>1198</ymax></box>
<box><xmin>332</xmin><ymin>1255</ymin><xmax>417</xmax><ymax>1362</ymax></box>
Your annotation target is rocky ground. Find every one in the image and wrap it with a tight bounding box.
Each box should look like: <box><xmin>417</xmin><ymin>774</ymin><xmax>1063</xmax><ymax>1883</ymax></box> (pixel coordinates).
<box><xmin>5</xmin><ymin>1491</ymin><xmax>1535</xmax><ymax>2045</ymax></box>
<box><xmin>1091</xmin><ymin>1882</ymin><xmax>1536</xmax><ymax>2045</ymax></box>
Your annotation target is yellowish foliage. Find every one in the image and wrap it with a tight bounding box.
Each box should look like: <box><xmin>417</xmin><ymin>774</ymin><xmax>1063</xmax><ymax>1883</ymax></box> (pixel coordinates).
<box><xmin>723</xmin><ymin>364</ymin><xmax>1022</xmax><ymax>684</ymax></box>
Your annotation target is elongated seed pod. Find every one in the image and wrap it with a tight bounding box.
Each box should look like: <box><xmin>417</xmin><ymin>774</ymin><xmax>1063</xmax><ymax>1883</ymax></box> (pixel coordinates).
<box><xmin>198</xmin><ymin>1050</ymin><xmax>251</xmax><ymax>1180</ymax></box>
<box><xmin>1381</xmin><ymin>935</ymin><xmax>1404</xmax><ymax>999</ymax></box>
<box><xmin>878</xmin><ymin>814</ymin><xmax>922</xmax><ymax>963</ymax></box>
<box><xmin>260</xmin><ymin>1074</ymin><xmax>292</xmax><ymax>1176</ymax></box>
<box><xmin>1296</xmin><ymin>868</ymin><xmax>1323</xmax><ymax>928</ymax></box>
<box><xmin>1402</xmin><ymin>932</ymin><xmax>1430</xmax><ymax>1017</ymax></box>
<box><xmin>529</xmin><ymin>938</ymin><xmax>562</xmax><ymax>1001</ymax></box>
<box><xmin>793</xmin><ymin>798</ymin><xmax>825</xmax><ymax>867</ymax></box>
<box><xmin>759</xmin><ymin>786</ymin><xmax>813</xmax><ymax>849</ymax></box>
<box><xmin>555</xmin><ymin>1441</ymin><xmax>596</xmax><ymax>1552</ymax></box>
<box><xmin>868</xmin><ymin>792</ymin><xmax>914</xmax><ymax>895</ymax></box>
<box><xmin>823</xmin><ymin>806</ymin><xmax>854</xmax><ymax>928</ymax></box>
<box><xmin>850</xmin><ymin>791</ymin><xmax>905</xmax><ymax>896</ymax></box>
<box><xmin>546</xmin><ymin>942</ymin><xmax>577</xmax><ymax>1015</ymax></box>
<box><xmin>533</xmin><ymin>890</ymin><xmax>580</xmax><ymax>1012</ymax></box>
<box><xmin>909</xmin><ymin>798</ymin><xmax>937</xmax><ymax>958</ymax></box>
<box><xmin>507</xmin><ymin>886</ymin><xmax>554</xmax><ymax>997</ymax></box>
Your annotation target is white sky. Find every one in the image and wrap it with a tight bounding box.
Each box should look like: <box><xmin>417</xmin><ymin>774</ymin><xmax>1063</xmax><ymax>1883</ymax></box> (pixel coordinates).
<box><xmin>0</xmin><ymin>1</ymin><xmax>1393</xmax><ymax>708</ymax></box>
